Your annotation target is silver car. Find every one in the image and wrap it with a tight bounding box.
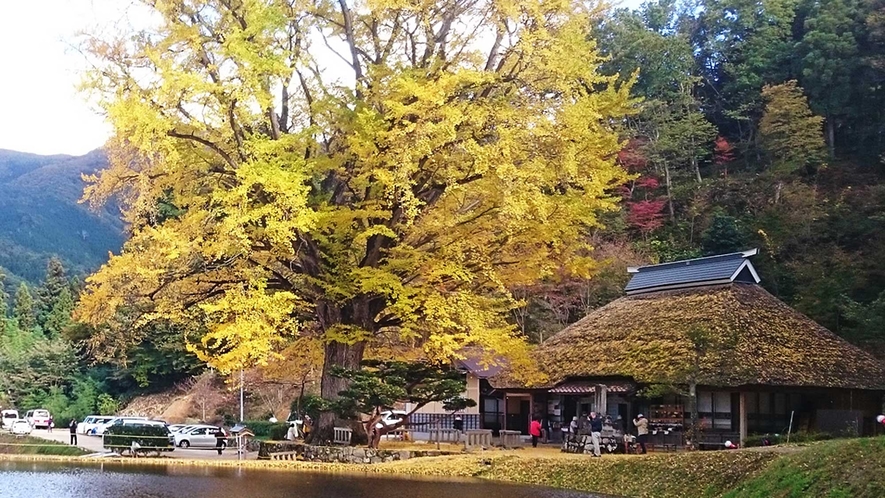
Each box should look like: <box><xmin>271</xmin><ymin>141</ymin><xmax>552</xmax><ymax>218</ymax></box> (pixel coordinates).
<box><xmin>173</xmin><ymin>426</ymin><xmax>227</xmax><ymax>448</ymax></box>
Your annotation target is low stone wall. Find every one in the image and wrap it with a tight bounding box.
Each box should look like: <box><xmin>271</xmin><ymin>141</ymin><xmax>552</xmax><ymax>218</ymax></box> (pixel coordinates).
<box><xmin>257</xmin><ymin>441</ymin><xmax>456</xmax><ymax>463</ymax></box>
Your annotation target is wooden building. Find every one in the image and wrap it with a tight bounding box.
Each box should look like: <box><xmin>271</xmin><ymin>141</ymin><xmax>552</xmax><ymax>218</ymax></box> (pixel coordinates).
<box><xmin>525</xmin><ymin>249</ymin><xmax>885</xmax><ymax>447</ymax></box>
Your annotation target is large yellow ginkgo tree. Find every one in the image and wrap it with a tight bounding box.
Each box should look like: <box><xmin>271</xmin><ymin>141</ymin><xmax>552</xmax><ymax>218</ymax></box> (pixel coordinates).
<box><xmin>75</xmin><ymin>0</ymin><xmax>634</xmax><ymax>437</ymax></box>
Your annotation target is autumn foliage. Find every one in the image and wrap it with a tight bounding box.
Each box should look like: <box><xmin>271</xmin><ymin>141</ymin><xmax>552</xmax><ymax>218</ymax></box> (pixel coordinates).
<box><xmin>73</xmin><ymin>0</ymin><xmax>634</xmax><ymax>436</ymax></box>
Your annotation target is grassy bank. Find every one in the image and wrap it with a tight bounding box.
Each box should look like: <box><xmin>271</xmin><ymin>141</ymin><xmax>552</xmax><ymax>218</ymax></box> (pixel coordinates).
<box><xmin>1</xmin><ymin>436</ymin><xmax>883</xmax><ymax>497</ymax></box>
<box><xmin>724</xmin><ymin>437</ymin><xmax>885</xmax><ymax>498</ymax></box>
<box><xmin>0</xmin><ymin>434</ymin><xmax>89</xmax><ymax>456</ymax></box>
<box><xmin>373</xmin><ymin>438</ymin><xmax>885</xmax><ymax>498</ymax></box>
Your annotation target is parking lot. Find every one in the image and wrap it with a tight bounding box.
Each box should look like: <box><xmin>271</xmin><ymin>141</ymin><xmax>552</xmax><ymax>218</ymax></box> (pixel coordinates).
<box><xmin>29</xmin><ymin>428</ymin><xmax>254</xmax><ymax>460</ymax></box>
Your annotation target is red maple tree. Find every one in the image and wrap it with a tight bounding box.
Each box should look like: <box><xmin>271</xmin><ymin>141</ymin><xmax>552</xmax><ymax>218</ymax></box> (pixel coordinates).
<box><xmin>628</xmin><ymin>199</ymin><xmax>667</xmax><ymax>238</ymax></box>
<box><xmin>713</xmin><ymin>136</ymin><xmax>736</xmax><ymax>165</ymax></box>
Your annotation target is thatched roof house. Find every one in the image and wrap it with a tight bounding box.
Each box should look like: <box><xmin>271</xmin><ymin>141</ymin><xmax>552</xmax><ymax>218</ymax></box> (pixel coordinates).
<box><xmin>519</xmin><ymin>249</ymin><xmax>885</xmax><ymax>444</ymax></box>
<box><xmin>537</xmin><ymin>282</ymin><xmax>885</xmax><ymax>390</ymax></box>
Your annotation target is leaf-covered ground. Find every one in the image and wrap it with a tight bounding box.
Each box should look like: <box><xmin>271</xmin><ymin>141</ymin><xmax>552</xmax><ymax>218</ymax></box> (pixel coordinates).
<box><xmin>371</xmin><ymin>437</ymin><xmax>885</xmax><ymax>498</ymax></box>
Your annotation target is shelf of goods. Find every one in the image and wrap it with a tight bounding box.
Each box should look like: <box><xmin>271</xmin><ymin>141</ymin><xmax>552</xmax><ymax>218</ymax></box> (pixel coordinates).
<box><xmin>649</xmin><ymin>404</ymin><xmax>684</xmax><ymax>432</ymax></box>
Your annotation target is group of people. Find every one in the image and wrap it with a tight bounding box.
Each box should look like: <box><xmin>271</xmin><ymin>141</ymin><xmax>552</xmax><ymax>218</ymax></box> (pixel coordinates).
<box><xmin>535</xmin><ymin>411</ymin><xmax>649</xmax><ymax>456</ymax></box>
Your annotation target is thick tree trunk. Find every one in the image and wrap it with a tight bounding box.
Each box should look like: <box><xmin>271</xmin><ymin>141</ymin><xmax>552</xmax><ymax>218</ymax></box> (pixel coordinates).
<box><xmin>664</xmin><ymin>165</ymin><xmax>675</xmax><ymax>221</ymax></box>
<box><xmin>314</xmin><ymin>339</ymin><xmax>366</xmax><ymax>444</ymax></box>
<box><xmin>826</xmin><ymin>117</ymin><xmax>835</xmax><ymax>158</ymax></box>
<box><xmin>311</xmin><ymin>297</ymin><xmax>379</xmax><ymax>445</ymax></box>
<box><xmin>688</xmin><ymin>381</ymin><xmax>698</xmax><ymax>450</ymax></box>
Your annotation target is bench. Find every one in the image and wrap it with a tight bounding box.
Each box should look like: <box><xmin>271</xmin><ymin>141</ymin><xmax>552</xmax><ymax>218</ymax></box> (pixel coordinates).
<box><xmin>695</xmin><ymin>433</ymin><xmax>739</xmax><ymax>451</ymax></box>
<box><xmin>499</xmin><ymin>430</ymin><xmax>523</xmax><ymax>448</ymax></box>
<box><xmin>464</xmin><ymin>429</ymin><xmax>493</xmax><ymax>450</ymax></box>
<box><xmin>333</xmin><ymin>427</ymin><xmax>352</xmax><ymax>445</ymax></box>
<box><xmin>428</xmin><ymin>428</ymin><xmax>460</xmax><ymax>444</ymax></box>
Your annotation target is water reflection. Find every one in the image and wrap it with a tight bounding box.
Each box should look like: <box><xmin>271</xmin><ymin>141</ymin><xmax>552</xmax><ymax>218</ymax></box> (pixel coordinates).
<box><xmin>0</xmin><ymin>461</ymin><xmax>601</xmax><ymax>498</ymax></box>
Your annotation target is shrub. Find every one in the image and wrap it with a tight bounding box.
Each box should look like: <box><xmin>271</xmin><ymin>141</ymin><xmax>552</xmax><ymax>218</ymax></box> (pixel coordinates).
<box><xmin>744</xmin><ymin>431</ymin><xmax>834</xmax><ymax>447</ymax></box>
<box><xmin>103</xmin><ymin>423</ymin><xmax>173</xmax><ymax>452</ymax></box>
<box><xmin>269</xmin><ymin>424</ymin><xmax>289</xmax><ymax>441</ymax></box>
<box><xmin>242</xmin><ymin>420</ymin><xmax>289</xmax><ymax>439</ymax></box>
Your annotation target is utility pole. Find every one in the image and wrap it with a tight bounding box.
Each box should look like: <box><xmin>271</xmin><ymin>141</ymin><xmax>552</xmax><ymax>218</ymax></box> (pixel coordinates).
<box><xmin>239</xmin><ymin>368</ymin><xmax>245</xmax><ymax>422</ymax></box>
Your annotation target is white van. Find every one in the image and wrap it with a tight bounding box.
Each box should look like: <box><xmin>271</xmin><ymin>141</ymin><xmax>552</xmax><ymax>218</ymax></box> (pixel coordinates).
<box><xmin>94</xmin><ymin>416</ymin><xmax>147</xmax><ymax>435</ymax></box>
<box><xmin>25</xmin><ymin>409</ymin><xmax>51</xmax><ymax>429</ymax></box>
<box><xmin>1</xmin><ymin>409</ymin><xmax>19</xmax><ymax>430</ymax></box>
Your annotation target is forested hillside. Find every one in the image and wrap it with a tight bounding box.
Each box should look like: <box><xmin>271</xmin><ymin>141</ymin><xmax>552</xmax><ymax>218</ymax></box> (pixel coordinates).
<box><xmin>0</xmin><ymin>149</ymin><xmax>124</xmax><ymax>283</ymax></box>
<box><xmin>515</xmin><ymin>0</ymin><xmax>885</xmax><ymax>355</ymax></box>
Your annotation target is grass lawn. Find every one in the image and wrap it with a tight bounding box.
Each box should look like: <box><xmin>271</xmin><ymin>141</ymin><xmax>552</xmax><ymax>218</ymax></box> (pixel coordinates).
<box><xmin>0</xmin><ymin>434</ymin><xmax>89</xmax><ymax>456</ymax></box>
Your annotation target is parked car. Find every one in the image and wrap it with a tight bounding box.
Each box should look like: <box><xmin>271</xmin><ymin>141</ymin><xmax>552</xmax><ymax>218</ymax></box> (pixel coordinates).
<box><xmin>173</xmin><ymin>425</ymin><xmax>227</xmax><ymax>449</ymax></box>
<box><xmin>93</xmin><ymin>416</ymin><xmax>147</xmax><ymax>435</ymax></box>
<box><xmin>375</xmin><ymin>410</ymin><xmax>408</xmax><ymax>429</ymax></box>
<box><xmin>11</xmin><ymin>419</ymin><xmax>32</xmax><ymax>436</ymax></box>
<box><xmin>84</xmin><ymin>416</ymin><xmax>115</xmax><ymax>435</ymax></box>
<box><xmin>78</xmin><ymin>415</ymin><xmax>99</xmax><ymax>434</ymax></box>
<box><xmin>167</xmin><ymin>424</ymin><xmax>188</xmax><ymax>433</ymax></box>
<box><xmin>25</xmin><ymin>409</ymin><xmax>51</xmax><ymax>429</ymax></box>
<box><xmin>1</xmin><ymin>410</ymin><xmax>19</xmax><ymax>430</ymax></box>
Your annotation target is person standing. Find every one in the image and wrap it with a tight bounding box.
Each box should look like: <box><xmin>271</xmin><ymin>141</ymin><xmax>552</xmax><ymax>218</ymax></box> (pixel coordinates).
<box><xmin>589</xmin><ymin>411</ymin><xmax>603</xmax><ymax>457</ymax></box>
<box><xmin>69</xmin><ymin>419</ymin><xmax>78</xmax><ymax>445</ymax></box>
<box><xmin>48</xmin><ymin>416</ymin><xmax>54</xmax><ymax>433</ymax></box>
<box><xmin>633</xmin><ymin>414</ymin><xmax>648</xmax><ymax>454</ymax></box>
<box><xmin>529</xmin><ymin>416</ymin><xmax>542</xmax><ymax>448</ymax></box>
<box><xmin>214</xmin><ymin>427</ymin><xmax>226</xmax><ymax>455</ymax></box>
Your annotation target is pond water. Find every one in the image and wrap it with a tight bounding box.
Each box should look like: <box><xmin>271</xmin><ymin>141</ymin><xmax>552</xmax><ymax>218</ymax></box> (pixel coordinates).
<box><xmin>0</xmin><ymin>460</ymin><xmax>604</xmax><ymax>498</ymax></box>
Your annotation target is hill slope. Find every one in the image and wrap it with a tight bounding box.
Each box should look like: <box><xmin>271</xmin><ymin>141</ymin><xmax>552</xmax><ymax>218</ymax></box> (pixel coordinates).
<box><xmin>0</xmin><ymin>149</ymin><xmax>124</xmax><ymax>283</ymax></box>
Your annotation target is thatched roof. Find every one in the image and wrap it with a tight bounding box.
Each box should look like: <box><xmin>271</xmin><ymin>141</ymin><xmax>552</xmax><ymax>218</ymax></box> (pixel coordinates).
<box><xmin>537</xmin><ymin>283</ymin><xmax>885</xmax><ymax>391</ymax></box>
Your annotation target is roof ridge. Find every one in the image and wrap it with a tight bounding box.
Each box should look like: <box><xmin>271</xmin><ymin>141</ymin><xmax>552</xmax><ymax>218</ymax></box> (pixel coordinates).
<box><xmin>628</xmin><ymin>248</ymin><xmax>758</xmax><ymax>273</ymax></box>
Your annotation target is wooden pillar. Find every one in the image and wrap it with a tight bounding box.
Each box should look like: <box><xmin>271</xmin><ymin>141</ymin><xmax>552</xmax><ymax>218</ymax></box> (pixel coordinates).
<box><xmin>503</xmin><ymin>393</ymin><xmax>508</xmax><ymax>431</ymax></box>
<box><xmin>597</xmin><ymin>385</ymin><xmax>608</xmax><ymax>416</ymax></box>
<box><xmin>739</xmin><ymin>392</ymin><xmax>748</xmax><ymax>447</ymax></box>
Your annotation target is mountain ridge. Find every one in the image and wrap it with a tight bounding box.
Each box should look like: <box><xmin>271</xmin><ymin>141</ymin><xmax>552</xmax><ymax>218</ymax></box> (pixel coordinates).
<box><xmin>0</xmin><ymin>149</ymin><xmax>124</xmax><ymax>284</ymax></box>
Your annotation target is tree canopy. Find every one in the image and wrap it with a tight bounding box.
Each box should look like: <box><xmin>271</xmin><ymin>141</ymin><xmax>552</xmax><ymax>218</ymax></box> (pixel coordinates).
<box><xmin>74</xmin><ymin>0</ymin><xmax>634</xmax><ymax>435</ymax></box>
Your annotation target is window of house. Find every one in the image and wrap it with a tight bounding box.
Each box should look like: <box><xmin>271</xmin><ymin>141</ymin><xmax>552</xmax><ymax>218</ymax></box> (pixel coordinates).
<box><xmin>697</xmin><ymin>391</ymin><xmax>733</xmax><ymax>431</ymax></box>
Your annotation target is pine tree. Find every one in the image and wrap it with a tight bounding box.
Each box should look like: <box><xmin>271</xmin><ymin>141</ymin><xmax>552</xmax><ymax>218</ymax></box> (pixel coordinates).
<box><xmin>37</xmin><ymin>257</ymin><xmax>68</xmax><ymax>328</ymax></box>
<box><xmin>14</xmin><ymin>283</ymin><xmax>36</xmax><ymax>331</ymax></box>
<box><xmin>0</xmin><ymin>271</ymin><xmax>8</xmax><ymax>318</ymax></box>
<box><xmin>43</xmin><ymin>287</ymin><xmax>74</xmax><ymax>338</ymax></box>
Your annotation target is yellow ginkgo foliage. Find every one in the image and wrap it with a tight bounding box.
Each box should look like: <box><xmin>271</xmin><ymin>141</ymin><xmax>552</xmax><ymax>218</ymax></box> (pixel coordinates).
<box><xmin>75</xmin><ymin>0</ymin><xmax>635</xmax><ymax>433</ymax></box>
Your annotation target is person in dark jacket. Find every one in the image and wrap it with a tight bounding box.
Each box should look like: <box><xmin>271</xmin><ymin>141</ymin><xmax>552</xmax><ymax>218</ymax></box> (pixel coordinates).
<box><xmin>214</xmin><ymin>427</ymin><xmax>226</xmax><ymax>455</ymax></box>
<box><xmin>588</xmin><ymin>412</ymin><xmax>603</xmax><ymax>457</ymax></box>
<box><xmin>69</xmin><ymin>419</ymin><xmax>78</xmax><ymax>445</ymax></box>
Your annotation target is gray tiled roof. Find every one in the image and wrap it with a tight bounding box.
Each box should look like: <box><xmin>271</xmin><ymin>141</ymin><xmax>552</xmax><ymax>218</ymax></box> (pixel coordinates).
<box><xmin>625</xmin><ymin>250</ymin><xmax>759</xmax><ymax>294</ymax></box>
<box><xmin>455</xmin><ymin>356</ymin><xmax>504</xmax><ymax>379</ymax></box>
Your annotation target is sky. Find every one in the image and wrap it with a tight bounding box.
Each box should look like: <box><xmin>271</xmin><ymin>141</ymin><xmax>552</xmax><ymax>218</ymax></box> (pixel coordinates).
<box><xmin>0</xmin><ymin>0</ymin><xmax>642</xmax><ymax>157</ymax></box>
<box><xmin>0</xmin><ymin>0</ymin><xmax>152</xmax><ymax>156</ymax></box>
